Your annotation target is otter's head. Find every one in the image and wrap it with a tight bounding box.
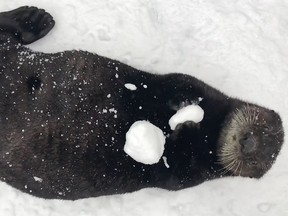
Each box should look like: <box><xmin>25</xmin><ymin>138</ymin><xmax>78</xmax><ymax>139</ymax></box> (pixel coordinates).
<box><xmin>217</xmin><ymin>104</ymin><xmax>284</xmax><ymax>178</ymax></box>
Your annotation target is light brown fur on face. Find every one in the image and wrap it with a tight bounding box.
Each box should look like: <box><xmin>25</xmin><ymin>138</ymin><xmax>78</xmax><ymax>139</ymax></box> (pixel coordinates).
<box><xmin>217</xmin><ymin>104</ymin><xmax>284</xmax><ymax>178</ymax></box>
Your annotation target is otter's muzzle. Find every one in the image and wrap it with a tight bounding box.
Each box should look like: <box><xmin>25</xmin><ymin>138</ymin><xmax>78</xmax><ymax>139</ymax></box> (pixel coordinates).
<box><xmin>240</xmin><ymin>133</ymin><xmax>257</xmax><ymax>154</ymax></box>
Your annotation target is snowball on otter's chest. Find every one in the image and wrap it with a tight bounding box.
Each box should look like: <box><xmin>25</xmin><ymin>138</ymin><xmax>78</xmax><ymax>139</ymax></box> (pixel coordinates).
<box><xmin>123</xmin><ymin>105</ymin><xmax>204</xmax><ymax>165</ymax></box>
<box><xmin>124</xmin><ymin>121</ymin><xmax>166</xmax><ymax>164</ymax></box>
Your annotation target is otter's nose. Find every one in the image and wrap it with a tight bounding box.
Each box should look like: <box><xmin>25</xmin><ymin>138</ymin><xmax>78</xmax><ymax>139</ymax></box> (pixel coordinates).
<box><xmin>240</xmin><ymin>133</ymin><xmax>257</xmax><ymax>154</ymax></box>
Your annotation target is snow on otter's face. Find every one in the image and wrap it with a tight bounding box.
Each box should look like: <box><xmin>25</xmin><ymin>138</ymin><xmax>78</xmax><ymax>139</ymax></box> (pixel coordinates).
<box><xmin>169</xmin><ymin>104</ymin><xmax>204</xmax><ymax>130</ymax></box>
<box><xmin>124</xmin><ymin>121</ymin><xmax>166</xmax><ymax>165</ymax></box>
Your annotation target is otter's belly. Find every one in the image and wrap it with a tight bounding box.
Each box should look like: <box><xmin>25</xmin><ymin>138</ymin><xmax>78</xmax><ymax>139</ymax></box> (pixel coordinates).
<box><xmin>1</xmin><ymin>44</ymin><xmax>198</xmax><ymax>200</ymax></box>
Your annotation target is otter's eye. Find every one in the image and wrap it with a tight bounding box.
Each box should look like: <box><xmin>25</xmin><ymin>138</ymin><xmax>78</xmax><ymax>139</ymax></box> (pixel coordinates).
<box><xmin>263</xmin><ymin>125</ymin><xmax>272</xmax><ymax>132</ymax></box>
<box><xmin>248</xmin><ymin>161</ymin><xmax>258</xmax><ymax>166</ymax></box>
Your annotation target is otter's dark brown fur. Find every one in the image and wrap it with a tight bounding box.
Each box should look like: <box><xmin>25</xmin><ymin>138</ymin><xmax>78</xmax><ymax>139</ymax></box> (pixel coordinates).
<box><xmin>0</xmin><ymin>6</ymin><xmax>284</xmax><ymax>200</ymax></box>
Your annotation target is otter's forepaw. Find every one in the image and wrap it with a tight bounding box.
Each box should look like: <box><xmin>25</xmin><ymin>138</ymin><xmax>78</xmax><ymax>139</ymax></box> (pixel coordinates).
<box><xmin>2</xmin><ymin>6</ymin><xmax>55</xmax><ymax>44</ymax></box>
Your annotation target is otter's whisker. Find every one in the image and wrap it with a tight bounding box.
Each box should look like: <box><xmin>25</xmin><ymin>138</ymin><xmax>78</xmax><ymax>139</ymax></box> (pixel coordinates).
<box><xmin>220</xmin><ymin>161</ymin><xmax>238</xmax><ymax>175</ymax></box>
<box><xmin>235</xmin><ymin>161</ymin><xmax>241</xmax><ymax>176</ymax></box>
<box><xmin>220</xmin><ymin>159</ymin><xmax>238</xmax><ymax>174</ymax></box>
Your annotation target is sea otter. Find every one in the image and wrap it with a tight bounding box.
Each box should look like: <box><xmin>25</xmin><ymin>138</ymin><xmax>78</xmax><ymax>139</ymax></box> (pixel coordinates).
<box><xmin>0</xmin><ymin>6</ymin><xmax>284</xmax><ymax>200</ymax></box>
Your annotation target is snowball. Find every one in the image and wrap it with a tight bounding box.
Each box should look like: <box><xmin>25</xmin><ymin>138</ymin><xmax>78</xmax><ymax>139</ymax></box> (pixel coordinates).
<box><xmin>169</xmin><ymin>104</ymin><xmax>204</xmax><ymax>130</ymax></box>
<box><xmin>125</xmin><ymin>83</ymin><xmax>137</xmax><ymax>90</ymax></box>
<box><xmin>124</xmin><ymin>121</ymin><xmax>166</xmax><ymax>164</ymax></box>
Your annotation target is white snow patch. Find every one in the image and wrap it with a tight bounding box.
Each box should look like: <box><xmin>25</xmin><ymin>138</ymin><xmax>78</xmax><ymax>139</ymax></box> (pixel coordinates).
<box><xmin>124</xmin><ymin>83</ymin><xmax>137</xmax><ymax>91</ymax></box>
<box><xmin>33</xmin><ymin>176</ymin><xmax>43</xmax><ymax>183</ymax></box>
<box><xmin>169</xmin><ymin>104</ymin><xmax>204</xmax><ymax>130</ymax></box>
<box><xmin>124</xmin><ymin>121</ymin><xmax>166</xmax><ymax>164</ymax></box>
<box><xmin>109</xmin><ymin>108</ymin><xmax>117</xmax><ymax>113</ymax></box>
<box><xmin>162</xmin><ymin>156</ymin><xmax>170</xmax><ymax>168</ymax></box>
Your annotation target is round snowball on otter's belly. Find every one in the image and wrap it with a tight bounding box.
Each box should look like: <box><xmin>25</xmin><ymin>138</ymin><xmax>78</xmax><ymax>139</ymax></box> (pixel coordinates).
<box><xmin>169</xmin><ymin>104</ymin><xmax>204</xmax><ymax>130</ymax></box>
<box><xmin>124</xmin><ymin>121</ymin><xmax>166</xmax><ymax>164</ymax></box>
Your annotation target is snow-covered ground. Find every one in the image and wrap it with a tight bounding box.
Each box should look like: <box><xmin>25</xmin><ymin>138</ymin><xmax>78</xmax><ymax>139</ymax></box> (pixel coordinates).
<box><xmin>0</xmin><ymin>0</ymin><xmax>288</xmax><ymax>215</ymax></box>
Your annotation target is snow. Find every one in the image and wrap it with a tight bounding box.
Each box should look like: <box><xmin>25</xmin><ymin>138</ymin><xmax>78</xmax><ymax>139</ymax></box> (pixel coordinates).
<box><xmin>124</xmin><ymin>121</ymin><xmax>165</xmax><ymax>165</ymax></box>
<box><xmin>169</xmin><ymin>104</ymin><xmax>204</xmax><ymax>130</ymax></box>
<box><xmin>0</xmin><ymin>0</ymin><xmax>288</xmax><ymax>216</ymax></box>
<box><xmin>124</xmin><ymin>83</ymin><xmax>137</xmax><ymax>91</ymax></box>
<box><xmin>33</xmin><ymin>177</ymin><xmax>43</xmax><ymax>183</ymax></box>
<box><xmin>162</xmin><ymin>156</ymin><xmax>170</xmax><ymax>169</ymax></box>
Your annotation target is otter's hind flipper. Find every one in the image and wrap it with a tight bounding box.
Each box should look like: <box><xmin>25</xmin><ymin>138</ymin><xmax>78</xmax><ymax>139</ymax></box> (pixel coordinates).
<box><xmin>0</xmin><ymin>6</ymin><xmax>55</xmax><ymax>44</ymax></box>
